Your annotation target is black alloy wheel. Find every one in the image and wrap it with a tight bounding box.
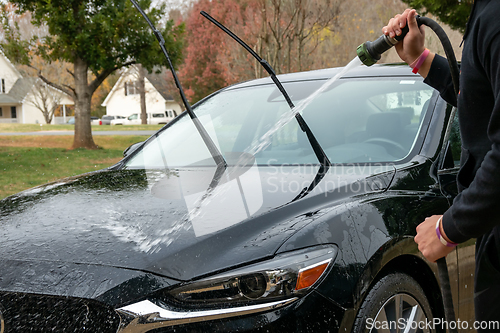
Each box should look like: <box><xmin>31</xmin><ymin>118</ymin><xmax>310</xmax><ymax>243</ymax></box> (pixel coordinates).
<box><xmin>353</xmin><ymin>272</ymin><xmax>435</xmax><ymax>333</ymax></box>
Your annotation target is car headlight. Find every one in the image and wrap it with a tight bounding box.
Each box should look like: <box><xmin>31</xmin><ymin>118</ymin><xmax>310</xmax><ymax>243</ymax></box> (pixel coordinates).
<box><xmin>116</xmin><ymin>245</ymin><xmax>338</xmax><ymax>332</ymax></box>
<box><xmin>166</xmin><ymin>244</ymin><xmax>338</xmax><ymax>308</ymax></box>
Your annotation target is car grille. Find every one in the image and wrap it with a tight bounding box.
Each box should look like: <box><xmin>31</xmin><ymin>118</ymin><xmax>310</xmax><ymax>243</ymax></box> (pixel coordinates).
<box><xmin>0</xmin><ymin>292</ymin><xmax>120</xmax><ymax>332</ymax></box>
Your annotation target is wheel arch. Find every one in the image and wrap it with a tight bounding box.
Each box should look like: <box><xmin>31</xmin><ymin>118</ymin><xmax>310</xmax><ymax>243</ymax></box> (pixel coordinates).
<box><xmin>353</xmin><ymin>239</ymin><xmax>445</xmax><ymax>330</ymax></box>
<box><xmin>375</xmin><ymin>254</ymin><xmax>445</xmax><ymax>321</ymax></box>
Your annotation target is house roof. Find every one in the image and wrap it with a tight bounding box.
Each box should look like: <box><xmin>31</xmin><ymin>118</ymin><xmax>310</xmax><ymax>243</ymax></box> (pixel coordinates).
<box><xmin>0</xmin><ymin>78</ymin><xmax>33</xmax><ymax>104</ymax></box>
<box><xmin>145</xmin><ymin>70</ymin><xmax>174</xmax><ymax>101</ymax></box>
<box><xmin>9</xmin><ymin>78</ymin><xmax>33</xmax><ymax>101</ymax></box>
<box><xmin>0</xmin><ymin>94</ymin><xmax>21</xmax><ymax>104</ymax></box>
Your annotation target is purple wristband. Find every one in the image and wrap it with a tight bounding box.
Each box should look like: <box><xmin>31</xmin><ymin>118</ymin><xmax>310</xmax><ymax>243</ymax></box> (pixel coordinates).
<box><xmin>435</xmin><ymin>217</ymin><xmax>457</xmax><ymax>247</ymax></box>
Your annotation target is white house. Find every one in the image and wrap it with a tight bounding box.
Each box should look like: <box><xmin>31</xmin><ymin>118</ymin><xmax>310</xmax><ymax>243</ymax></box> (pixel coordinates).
<box><xmin>101</xmin><ymin>66</ymin><xmax>182</xmax><ymax>121</ymax></box>
<box><xmin>0</xmin><ymin>51</ymin><xmax>74</xmax><ymax>124</ymax></box>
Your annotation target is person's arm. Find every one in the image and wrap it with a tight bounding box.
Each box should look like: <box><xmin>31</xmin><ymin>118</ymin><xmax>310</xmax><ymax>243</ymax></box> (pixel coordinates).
<box><xmin>441</xmin><ymin>31</ymin><xmax>500</xmax><ymax>243</ymax></box>
<box><xmin>383</xmin><ymin>9</ymin><xmax>457</xmax><ymax>107</ymax></box>
<box><xmin>416</xmin><ymin>17</ymin><xmax>500</xmax><ymax>262</ymax></box>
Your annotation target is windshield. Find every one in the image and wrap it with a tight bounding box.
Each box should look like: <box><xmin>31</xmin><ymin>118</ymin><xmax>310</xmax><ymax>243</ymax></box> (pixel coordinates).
<box><xmin>125</xmin><ymin>77</ymin><xmax>434</xmax><ymax>169</ymax></box>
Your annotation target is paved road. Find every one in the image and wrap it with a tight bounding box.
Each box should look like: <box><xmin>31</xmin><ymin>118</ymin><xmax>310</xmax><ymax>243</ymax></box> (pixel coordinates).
<box><xmin>0</xmin><ymin>130</ymin><xmax>157</xmax><ymax>136</ymax></box>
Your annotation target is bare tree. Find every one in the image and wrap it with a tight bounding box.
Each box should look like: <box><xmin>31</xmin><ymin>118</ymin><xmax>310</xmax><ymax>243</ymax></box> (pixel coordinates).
<box><xmin>253</xmin><ymin>0</ymin><xmax>343</xmax><ymax>75</ymax></box>
<box><xmin>25</xmin><ymin>79</ymin><xmax>64</xmax><ymax>124</ymax></box>
<box><xmin>13</xmin><ymin>54</ymin><xmax>74</xmax><ymax>124</ymax></box>
<box><xmin>178</xmin><ymin>0</ymin><xmax>343</xmax><ymax>102</ymax></box>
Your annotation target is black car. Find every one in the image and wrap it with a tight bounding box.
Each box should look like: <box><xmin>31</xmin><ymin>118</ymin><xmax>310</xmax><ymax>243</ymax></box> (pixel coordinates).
<box><xmin>0</xmin><ymin>64</ymin><xmax>473</xmax><ymax>332</ymax></box>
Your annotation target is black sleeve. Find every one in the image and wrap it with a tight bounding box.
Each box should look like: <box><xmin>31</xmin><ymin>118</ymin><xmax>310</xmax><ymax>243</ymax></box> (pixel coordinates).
<box><xmin>442</xmin><ymin>31</ymin><xmax>500</xmax><ymax>243</ymax></box>
<box><xmin>423</xmin><ymin>54</ymin><xmax>458</xmax><ymax>107</ymax></box>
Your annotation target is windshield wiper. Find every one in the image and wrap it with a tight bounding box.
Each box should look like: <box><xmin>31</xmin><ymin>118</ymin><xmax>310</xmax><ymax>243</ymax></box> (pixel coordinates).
<box><xmin>201</xmin><ymin>11</ymin><xmax>331</xmax><ymax>170</ymax></box>
<box><xmin>201</xmin><ymin>11</ymin><xmax>331</xmax><ymax>201</ymax></box>
<box><xmin>130</xmin><ymin>0</ymin><xmax>227</xmax><ymax>170</ymax></box>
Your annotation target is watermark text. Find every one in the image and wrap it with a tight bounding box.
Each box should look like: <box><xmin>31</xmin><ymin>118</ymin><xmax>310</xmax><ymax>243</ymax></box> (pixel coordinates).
<box><xmin>366</xmin><ymin>318</ymin><xmax>500</xmax><ymax>331</ymax></box>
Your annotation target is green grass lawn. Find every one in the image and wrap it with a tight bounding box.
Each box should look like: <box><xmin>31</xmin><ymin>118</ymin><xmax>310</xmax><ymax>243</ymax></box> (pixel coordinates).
<box><xmin>0</xmin><ymin>123</ymin><xmax>163</xmax><ymax>132</ymax></box>
<box><xmin>0</xmin><ymin>135</ymin><xmax>149</xmax><ymax>199</ymax></box>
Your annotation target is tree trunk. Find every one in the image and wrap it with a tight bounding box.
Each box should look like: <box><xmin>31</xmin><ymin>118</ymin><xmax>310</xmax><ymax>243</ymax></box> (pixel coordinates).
<box><xmin>138</xmin><ymin>65</ymin><xmax>147</xmax><ymax>125</ymax></box>
<box><xmin>72</xmin><ymin>56</ymin><xmax>98</xmax><ymax>149</ymax></box>
<box><xmin>44</xmin><ymin>111</ymin><xmax>51</xmax><ymax>124</ymax></box>
<box><xmin>47</xmin><ymin>106</ymin><xmax>55</xmax><ymax>124</ymax></box>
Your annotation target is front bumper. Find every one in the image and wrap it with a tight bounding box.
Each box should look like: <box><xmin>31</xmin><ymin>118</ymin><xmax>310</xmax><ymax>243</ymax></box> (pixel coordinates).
<box><xmin>116</xmin><ymin>291</ymin><xmax>345</xmax><ymax>333</ymax></box>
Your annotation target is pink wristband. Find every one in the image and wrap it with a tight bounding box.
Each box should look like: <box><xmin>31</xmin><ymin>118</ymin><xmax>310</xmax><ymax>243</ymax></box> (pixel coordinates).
<box><xmin>411</xmin><ymin>48</ymin><xmax>430</xmax><ymax>74</ymax></box>
<box><xmin>408</xmin><ymin>51</ymin><xmax>422</xmax><ymax>68</ymax></box>
<box><xmin>435</xmin><ymin>217</ymin><xmax>457</xmax><ymax>247</ymax></box>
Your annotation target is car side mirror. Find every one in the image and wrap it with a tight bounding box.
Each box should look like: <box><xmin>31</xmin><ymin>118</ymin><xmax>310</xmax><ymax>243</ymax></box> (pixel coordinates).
<box><xmin>123</xmin><ymin>141</ymin><xmax>144</xmax><ymax>158</ymax></box>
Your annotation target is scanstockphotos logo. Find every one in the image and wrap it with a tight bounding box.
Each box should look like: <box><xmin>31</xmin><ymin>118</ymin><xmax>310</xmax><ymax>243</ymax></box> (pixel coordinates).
<box><xmin>365</xmin><ymin>318</ymin><xmax>500</xmax><ymax>331</ymax></box>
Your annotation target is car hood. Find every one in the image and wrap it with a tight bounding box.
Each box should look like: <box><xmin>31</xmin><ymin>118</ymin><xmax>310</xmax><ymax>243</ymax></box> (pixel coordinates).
<box><xmin>0</xmin><ymin>163</ymin><xmax>394</xmax><ymax>284</ymax></box>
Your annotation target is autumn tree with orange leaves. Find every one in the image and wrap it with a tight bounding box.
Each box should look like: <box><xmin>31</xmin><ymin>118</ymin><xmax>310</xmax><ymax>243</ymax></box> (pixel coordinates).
<box><xmin>179</xmin><ymin>0</ymin><xmax>343</xmax><ymax>104</ymax></box>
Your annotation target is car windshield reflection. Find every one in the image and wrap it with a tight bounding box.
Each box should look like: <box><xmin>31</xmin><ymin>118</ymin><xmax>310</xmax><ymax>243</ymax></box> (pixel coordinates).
<box><xmin>124</xmin><ymin>77</ymin><xmax>433</xmax><ymax>170</ymax></box>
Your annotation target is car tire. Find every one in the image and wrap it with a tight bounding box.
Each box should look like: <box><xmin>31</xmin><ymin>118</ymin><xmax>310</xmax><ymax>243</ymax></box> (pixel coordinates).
<box><xmin>353</xmin><ymin>272</ymin><xmax>435</xmax><ymax>333</ymax></box>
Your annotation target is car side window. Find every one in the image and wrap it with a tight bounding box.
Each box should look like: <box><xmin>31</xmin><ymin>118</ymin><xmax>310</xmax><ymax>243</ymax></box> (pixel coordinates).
<box><xmin>448</xmin><ymin>112</ymin><xmax>461</xmax><ymax>167</ymax></box>
<box><xmin>439</xmin><ymin>110</ymin><xmax>461</xmax><ymax>170</ymax></box>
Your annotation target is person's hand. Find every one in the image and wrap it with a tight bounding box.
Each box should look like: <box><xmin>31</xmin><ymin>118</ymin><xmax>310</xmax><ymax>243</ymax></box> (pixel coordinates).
<box><xmin>382</xmin><ymin>9</ymin><xmax>426</xmax><ymax>65</ymax></box>
<box><xmin>414</xmin><ymin>215</ymin><xmax>455</xmax><ymax>262</ymax></box>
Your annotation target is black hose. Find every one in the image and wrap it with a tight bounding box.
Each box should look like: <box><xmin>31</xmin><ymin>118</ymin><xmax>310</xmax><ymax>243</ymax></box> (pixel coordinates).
<box><xmin>420</xmin><ymin>16</ymin><xmax>460</xmax><ymax>333</ymax></box>
<box><xmin>418</xmin><ymin>17</ymin><xmax>460</xmax><ymax>97</ymax></box>
<box><xmin>437</xmin><ymin>258</ymin><xmax>458</xmax><ymax>333</ymax></box>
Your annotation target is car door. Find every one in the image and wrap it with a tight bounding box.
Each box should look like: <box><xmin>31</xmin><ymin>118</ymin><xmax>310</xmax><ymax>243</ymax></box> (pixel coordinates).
<box><xmin>437</xmin><ymin>110</ymin><xmax>476</xmax><ymax>329</ymax></box>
